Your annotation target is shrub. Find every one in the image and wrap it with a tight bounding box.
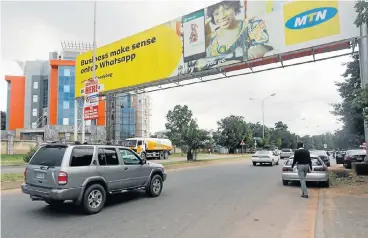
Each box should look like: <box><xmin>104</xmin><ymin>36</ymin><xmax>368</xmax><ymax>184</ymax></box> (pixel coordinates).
<box><xmin>23</xmin><ymin>146</ymin><xmax>38</xmax><ymax>163</ymax></box>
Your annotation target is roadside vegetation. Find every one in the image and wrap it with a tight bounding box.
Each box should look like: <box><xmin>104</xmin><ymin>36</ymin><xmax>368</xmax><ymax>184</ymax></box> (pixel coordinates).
<box><xmin>1</xmin><ymin>173</ymin><xmax>24</xmax><ymax>182</ymax></box>
<box><xmin>1</xmin><ymin>154</ymin><xmax>26</xmax><ymax>166</ymax></box>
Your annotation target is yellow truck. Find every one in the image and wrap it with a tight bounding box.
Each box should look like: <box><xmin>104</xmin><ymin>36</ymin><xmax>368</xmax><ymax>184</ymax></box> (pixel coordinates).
<box><xmin>124</xmin><ymin>137</ymin><xmax>173</xmax><ymax>160</ymax></box>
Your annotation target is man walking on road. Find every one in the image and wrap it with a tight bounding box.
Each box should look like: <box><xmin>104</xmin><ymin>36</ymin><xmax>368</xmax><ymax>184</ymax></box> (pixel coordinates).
<box><xmin>292</xmin><ymin>142</ymin><xmax>312</xmax><ymax>198</ymax></box>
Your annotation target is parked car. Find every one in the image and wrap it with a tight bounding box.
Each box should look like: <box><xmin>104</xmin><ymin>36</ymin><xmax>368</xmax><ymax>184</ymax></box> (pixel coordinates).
<box><xmin>343</xmin><ymin>149</ymin><xmax>366</xmax><ymax>169</ymax></box>
<box><xmin>252</xmin><ymin>150</ymin><xmax>280</xmax><ymax>166</ymax></box>
<box><xmin>22</xmin><ymin>143</ymin><xmax>167</xmax><ymax>214</ymax></box>
<box><xmin>336</xmin><ymin>151</ymin><xmax>346</xmax><ymax>164</ymax></box>
<box><xmin>311</xmin><ymin>150</ymin><xmax>330</xmax><ymax>166</ymax></box>
<box><xmin>280</xmin><ymin>148</ymin><xmax>293</xmax><ymax>159</ymax></box>
<box><xmin>281</xmin><ymin>155</ymin><xmax>329</xmax><ymax>187</ymax></box>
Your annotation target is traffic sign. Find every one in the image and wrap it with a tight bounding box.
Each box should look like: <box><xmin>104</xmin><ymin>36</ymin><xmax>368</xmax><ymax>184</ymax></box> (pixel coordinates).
<box><xmin>240</xmin><ymin>141</ymin><xmax>245</xmax><ymax>146</ymax></box>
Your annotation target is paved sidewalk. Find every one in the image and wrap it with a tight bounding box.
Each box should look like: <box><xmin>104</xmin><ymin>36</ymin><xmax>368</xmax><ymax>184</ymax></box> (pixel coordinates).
<box><xmin>315</xmin><ymin>187</ymin><xmax>368</xmax><ymax>238</ymax></box>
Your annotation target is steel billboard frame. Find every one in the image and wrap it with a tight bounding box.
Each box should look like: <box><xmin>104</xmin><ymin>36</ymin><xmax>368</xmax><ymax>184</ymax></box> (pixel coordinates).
<box><xmin>85</xmin><ymin>36</ymin><xmax>364</xmax><ymax>98</ymax></box>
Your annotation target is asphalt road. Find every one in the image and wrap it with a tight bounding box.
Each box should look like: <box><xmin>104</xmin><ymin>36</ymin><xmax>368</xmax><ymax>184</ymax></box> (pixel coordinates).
<box><xmin>2</xmin><ymin>159</ymin><xmax>320</xmax><ymax>238</ymax></box>
<box><xmin>0</xmin><ymin>153</ymin><xmax>247</xmax><ymax>174</ymax></box>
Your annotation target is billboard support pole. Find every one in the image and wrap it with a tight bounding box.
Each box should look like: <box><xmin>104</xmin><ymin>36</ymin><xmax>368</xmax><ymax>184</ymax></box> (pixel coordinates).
<box><xmin>359</xmin><ymin>21</ymin><xmax>368</xmax><ymax>155</ymax></box>
<box><xmin>74</xmin><ymin>98</ymin><xmax>78</xmax><ymax>141</ymax></box>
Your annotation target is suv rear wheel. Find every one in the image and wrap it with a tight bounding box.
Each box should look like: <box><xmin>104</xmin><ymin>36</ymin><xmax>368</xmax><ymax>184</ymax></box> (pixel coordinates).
<box><xmin>146</xmin><ymin>174</ymin><xmax>163</xmax><ymax>197</ymax></box>
<box><xmin>82</xmin><ymin>184</ymin><xmax>106</xmax><ymax>215</ymax></box>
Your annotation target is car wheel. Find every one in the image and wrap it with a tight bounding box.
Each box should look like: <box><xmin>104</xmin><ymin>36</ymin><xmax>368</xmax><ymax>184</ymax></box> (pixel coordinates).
<box><xmin>282</xmin><ymin>180</ymin><xmax>288</xmax><ymax>186</ymax></box>
<box><xmin>159</xmin><ymin>152</ymin><xmax>164</xmax><ymax>160</ymax></box>
<box><xmin>276</xmin><ymin>159</ymin><xmax>279</xmax><ymax>165</ymax></box>
<box><xmin>45</xmin><ymin>199</ymin><xmax>64</xmax><ymax>207</ymax></box>
<box><xmin>146</xmin><ymin>174</ymin><xmax>163</xmax><ymax>197</ymax></box>
<box><xmin>82</xmin><ymin>184</ymin><xmax>106</xmax><ymax>215</ymax></box>
<box><xmin>324</xmin><ymin>180</ymin><xmax>330</xmax><ymax>188</ymax></box>
<box><xmin>253</xmin><ymin>162</ymin><xmax>257</xmax><ymax>166</ymax></box>
<box><xmin>271</xmin><ymin>160</ymin><xmax>274</xmax><ymax>166</ymax></box>
<box><xmin>164</xmin><ymin>151</ymin><xmax>168</xmax><ymax>160</ymax></box>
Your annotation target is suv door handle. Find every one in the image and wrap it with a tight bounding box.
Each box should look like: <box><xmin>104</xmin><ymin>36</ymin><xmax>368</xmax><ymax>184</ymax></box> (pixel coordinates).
<box><xmin>124</xmin><ymin>167</ymin><xmax>128</xmax><ymax>170</ymax></box>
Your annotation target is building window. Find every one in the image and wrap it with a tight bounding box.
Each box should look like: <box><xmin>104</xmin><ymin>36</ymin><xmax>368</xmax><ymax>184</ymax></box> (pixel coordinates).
<box><xmin>32</xmin><ymin>108</ymin><xmax>38</xmax><ymax>117</ymax></box>
<box><xmin>33</xmin><ymin>81</ymin><xmax>38</xmax><ymax>89</ymax></box>
<box><xmin>63</xmin><ymin>118</ymin><xmax>69</xmax><ymax>125</ymax></box>
<box><xmin>64</xmin><ymin>85</ymin><xmax>70</xmax><ymax>92</ymax></box>
<box><xmin>64</xmin><ymin>68</ymin><xmax>71</xmax><ymax>77</ymax></box>
<box><xmin>63</xmin><ymin>101</ymin><xmax>69</xmax><ymax>109</ymax></box>
<box><xmin>32</xmin><ymin>95</ymin><xmax>38</xmax><ymax>103</ymax></box>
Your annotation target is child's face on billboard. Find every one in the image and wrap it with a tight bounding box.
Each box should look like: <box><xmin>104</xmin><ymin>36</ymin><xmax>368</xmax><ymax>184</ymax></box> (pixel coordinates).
<box><xmin>212</xmin><ymin>4</ymin><xmax>236</xmax><ymax>29</ymax></box>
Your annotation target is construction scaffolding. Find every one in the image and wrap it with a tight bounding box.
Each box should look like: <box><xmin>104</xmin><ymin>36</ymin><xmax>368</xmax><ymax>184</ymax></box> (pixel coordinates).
<box><xmin>105</xmin><ymin>92</ymin><xmax>151</xmax><ymax>143</ymax></box>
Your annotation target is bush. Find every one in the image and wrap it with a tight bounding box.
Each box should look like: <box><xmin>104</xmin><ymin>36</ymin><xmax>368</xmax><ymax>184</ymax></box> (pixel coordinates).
<box><xmin>23</xmin><ymin>146</ymin><xmax>38</xmax><ymax>163</ymax></box>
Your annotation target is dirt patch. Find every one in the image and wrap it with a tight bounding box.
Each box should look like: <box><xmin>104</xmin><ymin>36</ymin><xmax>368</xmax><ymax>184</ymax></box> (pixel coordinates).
<box><xmin>327</xmin><ymin>166</ymin><xmax>368</xmax><ymax>196</ymax></box>
<box><xmin>1</xmin><ymin>180</ymin><xmax>23</xmax><ymax>191</ymax></box>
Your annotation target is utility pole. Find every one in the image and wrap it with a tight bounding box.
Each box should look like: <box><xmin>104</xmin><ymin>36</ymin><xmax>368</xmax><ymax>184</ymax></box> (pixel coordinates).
<box><xmin>359</xmin><ymin>15</ymin><xmax>368</xmax><ymax>155</ymax></box>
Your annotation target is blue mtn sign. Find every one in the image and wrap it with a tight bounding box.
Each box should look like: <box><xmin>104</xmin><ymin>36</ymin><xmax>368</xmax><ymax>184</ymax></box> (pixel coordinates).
<box><xmin>285</xmin><ymin>7</ymin><xmax>338</xmax><ymax>30</ymax></box>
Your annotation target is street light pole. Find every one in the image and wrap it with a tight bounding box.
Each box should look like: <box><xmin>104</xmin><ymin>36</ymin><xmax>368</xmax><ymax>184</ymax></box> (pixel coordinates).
<box><xmin>82</xmin><ymin>1</ymin><xmax>97</xmax><ymax>143</ymax></box>
<box><xmin>261</xmin><ymin>93</ymin><xmax>276</xmax><ymax>139</ymax></box>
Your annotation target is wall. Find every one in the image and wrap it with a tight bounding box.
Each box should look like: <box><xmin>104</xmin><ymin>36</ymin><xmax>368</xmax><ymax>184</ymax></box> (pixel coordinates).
<box><xmin>5</xmin><ymin>76</ymin><xmax>25</xmax><ymax>130</ymax></box>
<box><xmin>1</xmin><ymin>139</ymin><xmax>37</xmax><ymax>154</ymax></box>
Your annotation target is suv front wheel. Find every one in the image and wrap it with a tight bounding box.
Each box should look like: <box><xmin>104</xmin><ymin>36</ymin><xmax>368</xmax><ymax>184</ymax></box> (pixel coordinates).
<box><xmin>82</xmin><ymin>184</ymin><xmax>106</xmax><ymax>215</ymax></box>
<box><xmin>146</xmin><ymin>174</ymin><xmax>163</xmax><ymax>197</ymax></box>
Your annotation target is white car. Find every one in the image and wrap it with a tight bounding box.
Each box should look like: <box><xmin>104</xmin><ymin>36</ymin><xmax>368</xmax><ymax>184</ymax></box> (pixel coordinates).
<box><xmin>252</xmin><ymin>150</ymin><xmax>280</xmax><ymax>166</ymax></box>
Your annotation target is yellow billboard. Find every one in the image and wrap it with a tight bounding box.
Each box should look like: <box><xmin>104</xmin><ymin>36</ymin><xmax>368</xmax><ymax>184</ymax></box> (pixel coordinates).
<box><xmin>76</xmin><ymin>0</ymin><xmax>359</xmax><ymax>97</ymax></box>
<box><xmin>75</xmin><ymin>20</ymin><xmax>183</xmax><ymax>97</ymax></box>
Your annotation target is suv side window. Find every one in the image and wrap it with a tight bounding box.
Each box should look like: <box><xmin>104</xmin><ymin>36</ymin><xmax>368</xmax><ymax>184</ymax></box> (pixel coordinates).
<box><xmin>98</xmin><ymin>148</ymin><xmax>119</xmax><ymax>166</ymax></box>
<box><xmin>119</xmin><ymin>149</ymin><xmax>141</xmax><ymax>165</ymax></box>
<box><xmin>98</xmin><ymin>148</ymin><xmax>106</xmax><ymax>165</ymax></box>
<box><xmin>70</xmin><ymin>147</ymin><xmax>94</xmax><ymax>167</ymax></box>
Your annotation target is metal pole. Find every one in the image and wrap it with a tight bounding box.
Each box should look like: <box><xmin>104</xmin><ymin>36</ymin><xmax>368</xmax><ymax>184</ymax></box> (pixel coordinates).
<box><xmin>359</xmin><ymin>20</ymin><xmax>368</xmax><ymax>155</ymax></box>
<box><xmin>82</xmin><ymin>1</ymin><xmax>97</xmax><ymax>143</ymax></box>
<box><xmin>74</xmin><ymin>98</ymin><xmax>78</xmax><ymax>141</ymax></box>
<box><xmin>262</xmin><ymin>100</ymin><xmax>265</xmax><ymax>138</ymax></box>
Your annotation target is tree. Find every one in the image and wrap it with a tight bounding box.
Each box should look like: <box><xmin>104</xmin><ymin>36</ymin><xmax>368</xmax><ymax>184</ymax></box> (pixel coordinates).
<box><xmin>181</xmin><ymin>120</ymin><xmax>210</xmax><ymax>160</ymax></box>
<box><xmin>332</xmin><ymin>54</ymin><xmax>364</xmax><ymax>148</ymax></box>
<box><xmin>165</xmin><ymin>105</ymin><xmax>208</xmax><ymax>160</ymax></box>
<box><xmin>1</xmin><ymin>111</ymin><xmax>6</xmax><ymax>130</ymax></box>
<box><xmin>165</xmin><ymin>105</ymin><xmax>193</xmax><ymax>147</ymax></box>
<box><xmin>213</xmin><ymin>115</ymin><xmax>249</xmax><ymax>153</ymax></box>
<box><xmin>354</xmin><ymin>0</ymin><xmax>368</xmax><ymax>27</ymax></box>
<box><xmin>275</xmin><ymin>121</ymin><xmax>288</xmax><ymax>131</ymax></box>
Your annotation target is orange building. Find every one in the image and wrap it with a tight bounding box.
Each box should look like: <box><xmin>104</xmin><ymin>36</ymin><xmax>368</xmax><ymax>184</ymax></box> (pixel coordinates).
<box><xmin>4</xmin><ymin>58</ymin><xmax>106</xmax><ymax>133</ymax></box>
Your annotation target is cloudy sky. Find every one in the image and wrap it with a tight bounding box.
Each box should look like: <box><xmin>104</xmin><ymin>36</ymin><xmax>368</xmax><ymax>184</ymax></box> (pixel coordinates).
<box><xmin>0</xmin><ymin>0</ymin><xmax>354</xmax><ymax>136</ymax></box>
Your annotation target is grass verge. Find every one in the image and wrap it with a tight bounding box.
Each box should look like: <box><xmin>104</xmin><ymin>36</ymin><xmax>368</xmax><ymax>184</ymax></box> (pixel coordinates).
<box><xmin>1</xmin><ymin>173</ymin><xmax>24</xmax><ymax>182</ymax></box>
<box><xmin>328</xmin><ymin>167</ymin><xmax>368</xmax><ymax>195</ymax></box>
<box><xmin>1</xmin><ymin>154</ymin><xmax>26</xmax><ymax>166</ymax></box>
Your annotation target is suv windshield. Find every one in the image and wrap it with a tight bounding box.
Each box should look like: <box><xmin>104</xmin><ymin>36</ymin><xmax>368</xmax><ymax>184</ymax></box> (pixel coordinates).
<box><xmin>29</xmin><ymin>145</ymin><xmax>66</xmax><ymax>167</ymax></box>
<box><xmin>282</xmin><ymin>149</ymin><xmax>291</xmax><ymax>152</ymax></box>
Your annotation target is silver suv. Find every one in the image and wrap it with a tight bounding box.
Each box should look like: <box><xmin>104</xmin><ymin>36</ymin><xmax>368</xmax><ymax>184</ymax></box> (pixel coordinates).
<box><xmin>22</xmin><ymin>143</ymin><xmax>167</xmax><ymax>214</ymax></box>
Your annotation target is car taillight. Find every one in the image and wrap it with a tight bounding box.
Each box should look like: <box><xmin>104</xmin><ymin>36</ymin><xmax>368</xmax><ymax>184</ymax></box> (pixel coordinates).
<box><xmin>24</xmin><ymin>168</ymin><xmax>27</xmax><ymax>180</ymax></box>
<box><xmin>58</xmin><ymin>171</ymin><xmax>68</xmax><ymax>185</ymax></box>
<box><xmin>282</xmin><ymin>167</ymin><xmax>292</xmax><ymax>172</ymax></box>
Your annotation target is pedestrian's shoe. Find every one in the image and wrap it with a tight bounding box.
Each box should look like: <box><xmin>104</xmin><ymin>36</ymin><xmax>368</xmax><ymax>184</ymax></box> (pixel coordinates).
<box><xmin>301</xmin><ymin>195</ymin><xmax>309</xmax><ymax>198</ymax></box>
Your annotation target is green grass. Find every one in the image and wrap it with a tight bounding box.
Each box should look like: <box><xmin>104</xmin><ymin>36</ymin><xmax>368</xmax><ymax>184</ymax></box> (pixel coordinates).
<box><xmin>1</xmin><ymin>154</ymin><xmax>26</xmax><ymax>166</ymax></box>
<box><xmin>162</xmin><ymin>155</ymin><xmax>250</xmax><ymax>166</ymax></box>
<box><xmin>1</xmin><ymin>173</ymin><xmax>24</xmax><ymax>182</ymax></box>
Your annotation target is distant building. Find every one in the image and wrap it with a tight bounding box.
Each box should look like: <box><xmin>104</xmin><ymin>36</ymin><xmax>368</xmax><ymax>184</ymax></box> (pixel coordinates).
<box><xmin>4</xmin><ymin>43</ymin><xmax>151</xmax><ymax>141</ymax></box>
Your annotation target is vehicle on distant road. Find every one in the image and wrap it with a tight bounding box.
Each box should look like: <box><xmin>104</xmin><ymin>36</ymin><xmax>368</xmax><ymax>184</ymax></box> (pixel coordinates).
<box><xmin>311</xmin><ymin>150</ymin><xmax>330</xmax><ymax>167</ymax></box>
<box><xmin>280</xmin><ymin>148</ymin><xmax>293</xmax><ymax>159</ymax></box>
<box><xmin>124</xmin><ymin>137</ymin><xmax>173</xmax><ymax>160</ymax></box>
<box><xmin>343</xmin><ymin>149</ymin><xmax>366</xmax><ymax>169</ymax></box>
<box><xmin>281</xmin><ymin>155</ymin><xmax>329</xmax><ymax>187</ymax></box>
<box><xmin>252</xmin><ymin>150</ymin><xmax>279</xmax><ymax>166</ymax></box>
<box><xmin>22</xmin><ymin>143</ymin><xmax>167</xmax><ymax>215</ymax></box>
